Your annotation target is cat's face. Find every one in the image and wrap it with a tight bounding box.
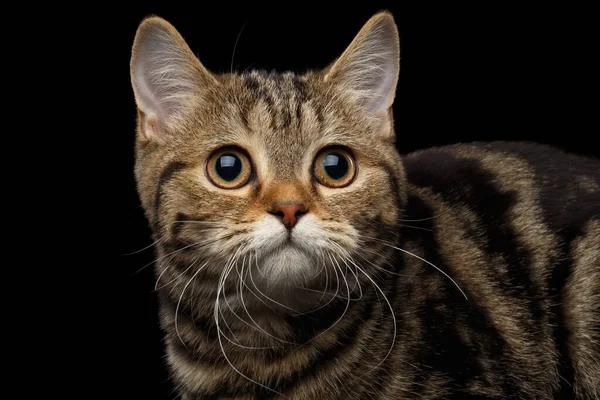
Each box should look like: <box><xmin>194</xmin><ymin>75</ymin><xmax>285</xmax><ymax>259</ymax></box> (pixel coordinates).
<box><xmin>131</xmin><ymin>13</ymin><xmax>405</xmax><ymax>302</ymax></box>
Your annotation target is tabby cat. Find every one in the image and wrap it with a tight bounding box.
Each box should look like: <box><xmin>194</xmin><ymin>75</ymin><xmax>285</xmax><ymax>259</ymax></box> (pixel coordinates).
<box><xmin>130</xmin><ymin>12</ymin><xmax>600</xmax><ymax>399</ymax></box>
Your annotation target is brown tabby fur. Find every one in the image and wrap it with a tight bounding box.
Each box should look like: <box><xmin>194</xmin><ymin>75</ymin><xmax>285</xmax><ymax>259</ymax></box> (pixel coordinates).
<box><xmin>131</xmin><ymin>12</ymin><xmax>600</xmax><ymax>399</ymax></box>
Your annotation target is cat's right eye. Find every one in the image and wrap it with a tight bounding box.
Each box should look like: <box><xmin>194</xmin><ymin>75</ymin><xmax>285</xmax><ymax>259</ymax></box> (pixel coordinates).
<box><xmin>206</xmin><ymin>148</ymin><xmax>252</xmax><ymax>189</ymax></box>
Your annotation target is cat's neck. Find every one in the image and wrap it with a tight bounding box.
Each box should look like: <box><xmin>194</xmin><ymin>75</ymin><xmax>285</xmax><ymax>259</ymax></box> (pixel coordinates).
<box><xmin>156</xmin><ymin>254</ymin><xmax>391</xmax><ymax>353</ymax></box>
<box><xmin>155</xmin><ymin>234</ymin><xmax>401</xmax><ymax>396</ymax></box>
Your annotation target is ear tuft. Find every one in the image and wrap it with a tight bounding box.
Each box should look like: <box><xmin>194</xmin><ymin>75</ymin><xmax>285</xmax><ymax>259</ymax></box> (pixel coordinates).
<box><xmin>130</xmin><ymin>16</ymin><xmax>216</xmax><ymax>135</ymax></box>
<box><xmin>325</xmin><ymin>12</ymin><xmax>400</xmax><ymax>113</ymax></box>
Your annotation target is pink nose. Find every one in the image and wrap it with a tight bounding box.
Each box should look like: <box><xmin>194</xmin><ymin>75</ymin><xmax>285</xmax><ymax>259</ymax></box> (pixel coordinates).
<box><xmin>269</xmin><ymin>203</ymin><xmax>307</xmax><ymax>229</ymax></box>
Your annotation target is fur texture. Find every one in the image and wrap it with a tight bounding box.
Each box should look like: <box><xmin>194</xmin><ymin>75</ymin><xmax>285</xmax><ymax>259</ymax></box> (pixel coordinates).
<box><xmin>130</xmin><ymin>12</ymin><xmax>600</xmax><ymax>399</ymax></box>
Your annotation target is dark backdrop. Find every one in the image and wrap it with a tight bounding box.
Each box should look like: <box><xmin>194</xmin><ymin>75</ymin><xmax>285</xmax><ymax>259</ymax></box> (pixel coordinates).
<box><xmin>95</xmin><ymin>3</ymin><xmax>596</xmax><ymax>398</ymax></box>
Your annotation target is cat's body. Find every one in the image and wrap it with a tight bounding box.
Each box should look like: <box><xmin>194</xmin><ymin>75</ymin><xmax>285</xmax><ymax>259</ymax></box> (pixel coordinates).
<box><xmin>130</xmin><ymin>13</ymin><xmax>600</xmax><ymax>400</ymax></box>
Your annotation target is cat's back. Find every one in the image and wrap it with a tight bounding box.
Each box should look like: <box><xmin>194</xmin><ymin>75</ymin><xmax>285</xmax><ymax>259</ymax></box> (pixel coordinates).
<box><xmin>401</xmin><ymin>141</ymin><xmax>600</xmax><ymax>399</ymax></box>
<box><xmin>403</xmin><ymin>141</ymin><xmax>600</xmax><ymax>232</ymax></box>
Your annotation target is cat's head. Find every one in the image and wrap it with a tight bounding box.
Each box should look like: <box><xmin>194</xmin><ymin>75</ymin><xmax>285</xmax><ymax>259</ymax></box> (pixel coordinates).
<box><xmin>130</xmin><ymin>12</ymin><xmax>406</xmax><ymax>303</ymax></box>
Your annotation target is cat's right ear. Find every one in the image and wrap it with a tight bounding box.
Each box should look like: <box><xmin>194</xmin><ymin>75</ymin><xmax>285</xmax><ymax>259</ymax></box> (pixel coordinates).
<box><xmin>130</xmin><ymin>17</ymin><xmax>217</xmax><ymax>142</ymax></box>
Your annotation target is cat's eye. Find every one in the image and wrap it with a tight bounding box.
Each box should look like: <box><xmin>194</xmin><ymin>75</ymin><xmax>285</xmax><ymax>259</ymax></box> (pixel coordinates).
<box><xmin>206</xmin><ymin>148</ymin><xmax>252</xmax><ymax>189</ymax></box>
<box><xmin>313</xmin><ymin>147</ymin><xmax>356</xmax><ymax>188</ymax></box>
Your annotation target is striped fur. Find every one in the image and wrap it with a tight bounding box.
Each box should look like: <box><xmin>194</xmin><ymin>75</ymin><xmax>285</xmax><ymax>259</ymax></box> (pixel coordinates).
<box><xmin>130</xmin><ymin>13</ymin><xmax>600</xmax><ymax>400</ymax></box>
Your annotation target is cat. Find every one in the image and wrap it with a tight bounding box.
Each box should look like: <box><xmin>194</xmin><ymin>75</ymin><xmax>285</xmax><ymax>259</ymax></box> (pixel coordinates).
<box><xmin>130</xmin><ymin>11</ymin><xmax>600</xmax><ymax>399</ymax></box>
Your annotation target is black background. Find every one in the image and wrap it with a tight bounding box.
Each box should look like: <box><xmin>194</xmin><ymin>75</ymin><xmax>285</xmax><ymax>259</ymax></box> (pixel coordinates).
<box><xmin>84</xmin><ymin>3</ymin><xmax>597</xmax><ymax>398</ymax></box>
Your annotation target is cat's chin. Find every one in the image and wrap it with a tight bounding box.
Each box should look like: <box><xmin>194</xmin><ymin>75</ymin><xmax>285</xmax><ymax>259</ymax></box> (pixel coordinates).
<box><xmin>247</xmin><ymin>245</ymin><xmax>331</xmax><ymax>311</ymax></box>
<box><xmin>257</xmin><ymin>244</ymin><xmax>317</xmax><ymax>284</ymax></box>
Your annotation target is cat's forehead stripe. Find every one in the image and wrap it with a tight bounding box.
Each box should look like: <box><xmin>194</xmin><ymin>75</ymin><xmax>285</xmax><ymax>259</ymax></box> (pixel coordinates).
<box><xmin>239</xmin><ymin>71</ymin><xmax>316</xmax><ymax>132</ymax></box>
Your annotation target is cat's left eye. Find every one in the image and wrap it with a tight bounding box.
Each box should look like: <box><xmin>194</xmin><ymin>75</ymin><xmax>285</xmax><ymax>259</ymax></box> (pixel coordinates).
<box><xmin>206</xmin><ymin>148</ymin><xmax>252</xmax><ymax>189</ymax></box>
<box><xmin>313</xmin><ymin>147</ymin><xmax>356</xmax><ymax>188</ymax></box>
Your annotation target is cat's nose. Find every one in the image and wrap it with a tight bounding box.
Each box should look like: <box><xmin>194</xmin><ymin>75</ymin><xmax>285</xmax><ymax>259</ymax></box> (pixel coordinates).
<box><xmin>268</xmin><ymin>202</ymin><xmax>307</xmax><ymax>229</ymax></box>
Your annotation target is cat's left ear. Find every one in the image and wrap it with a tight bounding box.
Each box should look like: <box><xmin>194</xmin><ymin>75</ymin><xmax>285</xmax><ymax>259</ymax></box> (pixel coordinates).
<box><xmin>324</xmin><ymin>12</ymin><xmax>399</xmax><ymax>115</ymax></box>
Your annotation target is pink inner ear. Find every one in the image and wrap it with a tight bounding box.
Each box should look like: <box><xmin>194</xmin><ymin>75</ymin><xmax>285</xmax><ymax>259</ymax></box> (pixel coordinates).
<box><xmin>133</xmin><ymin>59</ymin><xmax>168</xmax><ymax>125</ymax></box>
<box><xmin>132</xmin><ymin>43</ymin><xmax>196</xmax><ymax>128</ymax></box>
<box><xmin>137</xmin><ymin>110</ymin><xmax>164</xmax><ymax>142</ymax></box>
<box><xmin>375</xmin><ymin>109</ymin><xmax>389</xmax><ymax>119</ymax></box>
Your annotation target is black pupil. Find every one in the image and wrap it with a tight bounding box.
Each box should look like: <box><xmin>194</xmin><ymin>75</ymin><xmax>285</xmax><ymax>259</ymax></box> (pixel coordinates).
<box><xmin>322</xmin><ymin>152</ymin><xmax>348</xmax><ymax>180</ymax></box>
<box><xmin>216</xmin><ymin>154</ymin><xmax>242</xmax><ymax>181</ymax></box>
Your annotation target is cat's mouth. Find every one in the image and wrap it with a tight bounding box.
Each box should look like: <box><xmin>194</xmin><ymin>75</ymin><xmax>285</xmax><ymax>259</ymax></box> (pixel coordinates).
<box><xmin>284</xmin><ymin>231</ymin><xmax>294</xmax><ymax>243</ymax></box>
<box><xmin>246</xmin><ymin>214</ymin><xmax>338</xmax><ymax>285</ymax></box>
<box><xmin>262</xmin><ymin>239</ymin><xmax>305</xmax><ymax>259</ymax></box>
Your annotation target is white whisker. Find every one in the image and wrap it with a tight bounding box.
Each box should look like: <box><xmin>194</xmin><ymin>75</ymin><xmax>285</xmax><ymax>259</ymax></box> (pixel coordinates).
<box><xmin>242</xmin><ymin>252</ymin><xmax>278</xmax><ymax>313</ymax></box>
<box><xmin>235</xmin><ymin>253</ymin><xmax>293</xmax><ymax>344</ymax></box>
<box><xmin>398</xmin><ymin>223</ymin><xmax>433</xmax><ymax>232</ymax></box>
<box><xmin>216</xmin><ymin>252</ymin><xmax>276</xmax><ymax>350</ymax></box>
<box><xmin>353</xmin><ymin>249</ymin><xmax>409</xmax><ymax>278</ymax></box>
<box><xmin>330</xmin><ymin>243</ymin><xmax>363</xmax><ymax>300</ymax></box>
<box><xmin>152</xmin><ymin>234</ymin><xmax>236</xmax><ymax>289</ymax></box>
<box><xmin>331</xmin><ymin>251</ymin><xmax>362</xmax><ymax>301</ymax></box>
<box><xmin>135</xmin><ymin>232</ymin><xmax>234</xmax><ymax>274</ymax></box>
<box><xmin>358</xmin><ymin>234</ymin><xmax>468</xmax><ymax>300</ymax></box>
<box><xmin>172</xmin><ymin>220</ymin><xmax>228</xmax><ymax>225</ymax></box>
<box><xmin>293</xmin><ymin>251</ymin><xmax>343</xmax><ymax>315</ymax></box>
<box><xmin>399</xmin><ymin>209</ymin><xmax>450</xmax><ymax>222</ymax></box>
<box><xmin>214</xmin><ymin>246</ymin><xmax>286</xmax><ymax>397</ymax></box>
<box><xmin>230</xmin><ymin>21</ymin><xmax>247</xmax><ymax>74</ymax></box>
<box><xmin>155</xmin><ymin>256</ymin><xmax>198</xmax><ymax>291</ymax></box>
<box><xmin>134</xmin><ymin>241</ymin><xmax>198</xmax><ymax>274</ymax></box>
<box><xmin>246</xmin><ymin>252</ymin><xmax>304</xmax><ymax>314</ymax></box>
<box><xmin>123</xmin><ymin>235</ymin><xmax>166</xmax><ymax>256</ymax></box>
<box><xmin>217</xmin><ymin>246</ymin><xmax>245</xmax><ymax>336</ymax></box>
<box><xmin>174</xmin><ymin>260</ymin><xmax>210</xmax><ymax>347</ymax></box>
<box><xmin>350</xmin><ymin>259</ymin><xmax>398</xmax><ymax>376</ymax></box>
<box><xmin>296</xmin><ymin>252</ymin><xmax>351</xmax><ymax>346</ymax></box>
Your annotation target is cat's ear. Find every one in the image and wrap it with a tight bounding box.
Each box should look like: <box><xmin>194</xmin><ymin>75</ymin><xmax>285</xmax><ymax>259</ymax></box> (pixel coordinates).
<box><xmin>324</xmin><ymin>12</ymin><xmax>399</xmax><ymax>114</ymax></box>
<box><xmin>130</xmin><ymin>16</ymin><xmax>217</xmax><ymax>140</ymax></box>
